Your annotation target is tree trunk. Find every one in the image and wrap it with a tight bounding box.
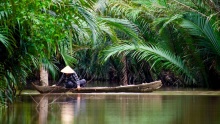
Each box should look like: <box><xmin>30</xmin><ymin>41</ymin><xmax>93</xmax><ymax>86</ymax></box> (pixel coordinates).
<box><xmin>121</xmin><ymin>53</ymin><xmax>128</xmax><ymax>85</ymax></box>
<box><xmin>40</xmin><ymin>64</ymin><xmax>49</xmax><ymax>86</ymax></box>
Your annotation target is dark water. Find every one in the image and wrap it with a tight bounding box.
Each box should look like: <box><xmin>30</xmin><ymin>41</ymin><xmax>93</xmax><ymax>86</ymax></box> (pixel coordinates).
<box><xmin>1</xmin><ymin>92</ymin><xmax>220</xmax><ymax>124</ymax></box>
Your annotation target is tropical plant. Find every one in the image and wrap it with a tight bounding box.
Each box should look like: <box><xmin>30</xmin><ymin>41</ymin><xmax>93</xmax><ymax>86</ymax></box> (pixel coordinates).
<box><xmin>101</xmin><ymin>0</ymin><xmax>220</xmax><ymax>87</ymax></box>
<box><xmin>0</xmin><ymin>0</ymin><xmax>101</xmax><ymax>105</ymax></box>
<box><xmin>102</xmin><ymin>41</ymin><xmax>195</xmax><ymax>83</ymax></box>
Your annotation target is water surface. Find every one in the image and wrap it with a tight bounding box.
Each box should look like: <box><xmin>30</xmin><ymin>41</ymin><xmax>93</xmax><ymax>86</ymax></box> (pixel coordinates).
<box><xmin>1</xmin><ymin>91</ymin><xmax>220</xmax><ymax>124</ymax></box>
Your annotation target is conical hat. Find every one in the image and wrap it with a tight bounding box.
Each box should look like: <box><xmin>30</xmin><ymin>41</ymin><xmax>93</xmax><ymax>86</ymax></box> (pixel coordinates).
<box><xmin>61</xmin><ymin>66</ymin><xmax>75</xmax><ymax>73</ymax></box>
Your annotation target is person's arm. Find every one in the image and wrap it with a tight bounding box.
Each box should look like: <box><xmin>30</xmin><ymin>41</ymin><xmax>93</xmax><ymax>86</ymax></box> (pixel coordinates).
<box><xmin>56</xmin><ymin>74</ymin><xmax>64</xmax><ymax>86</ymax></box>
<box><xmin>72</xmin><ymin>73</ymin><xmax>80</xmax><ymax>88</ymax></box>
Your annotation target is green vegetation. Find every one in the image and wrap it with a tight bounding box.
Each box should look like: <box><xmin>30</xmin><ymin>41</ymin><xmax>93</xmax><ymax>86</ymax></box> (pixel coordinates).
<box><xmin>1</xmin><ymin>0</ymin><xmax>220</xmax><ymax>104</ymax></box>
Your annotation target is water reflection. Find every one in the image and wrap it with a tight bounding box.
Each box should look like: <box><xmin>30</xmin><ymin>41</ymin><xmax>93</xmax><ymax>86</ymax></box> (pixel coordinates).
<box><xmin>61</xmin><ymin>102</ymin><xmax>74</xmax><ymax>124</ymax></box>
<box><xmin>34</xmin><ymin>94</ymin><xmax>84</xmax><ymax>124</ymax></box>
<box><xmin>60</xmin><ymin>95</ymin><xmax>82</xmax><ymax>124</ymax></box>
<box><xmin>0</xmin><ymin>93</ymin><xmax>220</xmax><ymax>124</ymax></box>
<box><xmin>38</xmin><ymin>96</ymin><xmax>48</xmax><ymax>124</ymax></box>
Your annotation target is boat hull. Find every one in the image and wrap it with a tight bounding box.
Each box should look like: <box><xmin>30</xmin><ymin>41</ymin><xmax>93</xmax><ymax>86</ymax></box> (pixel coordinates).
<box><xmin>32</xmin><ymin>80</ymin><xmax>162</xmax><ymax>93</ymax></box>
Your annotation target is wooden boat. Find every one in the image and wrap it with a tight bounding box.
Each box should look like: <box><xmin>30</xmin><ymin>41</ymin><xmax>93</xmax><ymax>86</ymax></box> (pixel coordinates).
<box><xmin>32</xmin><ymin>80</ymin><xmax>162</xmax><ymax>93</ymax></box>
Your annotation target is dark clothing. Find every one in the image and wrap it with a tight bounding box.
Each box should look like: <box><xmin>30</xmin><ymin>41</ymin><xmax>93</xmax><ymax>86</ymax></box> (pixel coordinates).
<box><xmin>65</xmin><ymin>81</ymin><xmax>76</xmax><ymax>88</ymax></box>
<box><xmin>57</xmin><ymin>73</ymin><xmax>86</xmax><ymax>88</ymax></box>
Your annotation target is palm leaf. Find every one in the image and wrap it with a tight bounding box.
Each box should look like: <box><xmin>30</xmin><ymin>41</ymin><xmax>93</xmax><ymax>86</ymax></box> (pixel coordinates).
<box><xmin>0</xmin><ymin>28</ymin><xmax>13</xmax><ymax>55</ymax></box>
<box><xmin>180</xmin><ymin>13</ymin><xmax>220</xmax><ymax>56</ymax></box>
<box><xmin>0</xmin><ymin>10</ymin><xmax>10</xmax><ymax>20</ymax></box>
<box><xmin>102</xmin><ymin>42</ymin><xmax>195</xmax><ymax>84</ymax></box>
<box><xmin>153</xmin><ymin>14</ymin><xmax>183</xmax><ymax>34</ymax></box>
<box><xmin>60</xmin><ymin>44</ymin><xmax>77</xmax><ymax>66</ymax></box>
<box><xmin>70</xmin><ymin>1</ymin><xmax>98</xmax><ymax>43</ymax></box>
<box><xmin>100</xmin><ymin>17</ymin><xmax>141</xmax><ymax>40</ymax></box>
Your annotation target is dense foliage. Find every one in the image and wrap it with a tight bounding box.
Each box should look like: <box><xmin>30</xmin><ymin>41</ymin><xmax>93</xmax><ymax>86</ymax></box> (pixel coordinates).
<box><xmin>102</xmin><ymin>0</ymin><xmax>220</xmax><ymax>87</ymax></box>
<box><xmin>1</xmin><ymin>0</ymin><xmax>220</xmax><ymax>105</ymax></box>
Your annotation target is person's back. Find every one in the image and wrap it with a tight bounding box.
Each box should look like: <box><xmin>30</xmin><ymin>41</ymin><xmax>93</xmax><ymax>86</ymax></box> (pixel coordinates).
<box><xmin>64</xmin><ymin>74</ymin><xmax>77</xmax><ymax>88</ymax></box>
<box><xmin>56</xmin><ymin>66</ymin><xmax>86</xmax><ymax>88</ymax></box>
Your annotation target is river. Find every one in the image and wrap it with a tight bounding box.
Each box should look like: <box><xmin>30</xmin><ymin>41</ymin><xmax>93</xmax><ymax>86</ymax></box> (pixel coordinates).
<box><xmin>1</xmin><ymin>90</ymin><xmax>220</xmax><ymax>124</ymax></box>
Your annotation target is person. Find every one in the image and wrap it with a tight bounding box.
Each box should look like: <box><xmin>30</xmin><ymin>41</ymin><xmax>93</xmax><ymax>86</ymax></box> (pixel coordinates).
<box><xmin>56</xmin><ymin>66</ymin><xmax>86</xmax><ymax>88</ymax></box>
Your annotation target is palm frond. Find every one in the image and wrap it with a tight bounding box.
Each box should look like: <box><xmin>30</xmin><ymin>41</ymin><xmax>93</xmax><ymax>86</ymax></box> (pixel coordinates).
<box><xmin>0</xmin><ymin>10</ymin><xmax>11</xmax><ymax>20</ymax></box>
<box><xmin>100</xmin><ymin>17</ymin><xmax>141</xmax><ymax>40</ymax></box>
<box><xmin>102</xmin><ymin>42</ymin><xmax>195</xmax><ymax>84</ymax></box>
<box><xmin>0</xmin><ymin>65</ymin><xmax>6</xmax><ymax>91</ymax></box>
<box><xmin>41</xmin><ymin>58</ymin><xmax>59</xmax><ymax>80</ymax></box>
<box><xmin>0</xmin><ymin>28</ymin><xmax>12</xmax><ymax>55</ymax></box>
<box><xmin>97</xmin><ymin>19</ymin><xmax>118</xmax><ymax>42</ymax></box>
<box><xmin>70</xmin><ymin>1</ymin><xmax>98</xmax><ymax>43</ymax></box>
<box><xmin>153</xmin><ymin>14</ymin><xmax>183</xmax><ymax>34</ymax></box>
<box><xmin>60</xmin><ymin>45</ymin><xmax>77</xmax><ymax>66</ymax></box>
<box><xmin>181</xmin><ymin>13</ymin><xmax>220</xmax><ymax>56</ymax></box>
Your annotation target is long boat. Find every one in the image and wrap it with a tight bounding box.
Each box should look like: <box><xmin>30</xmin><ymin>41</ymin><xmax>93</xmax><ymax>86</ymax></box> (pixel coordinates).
<box><xmin>32</xmin><ymin>80</ymin><xmax>162</xmax><ymax>93</ymax></box>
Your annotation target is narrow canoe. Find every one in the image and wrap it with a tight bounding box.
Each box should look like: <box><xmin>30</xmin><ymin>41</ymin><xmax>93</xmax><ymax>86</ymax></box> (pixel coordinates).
<box><xmin>32</xmin><ymin>80</ymin><xmax>162</xmax><ymax>93</ymax></box>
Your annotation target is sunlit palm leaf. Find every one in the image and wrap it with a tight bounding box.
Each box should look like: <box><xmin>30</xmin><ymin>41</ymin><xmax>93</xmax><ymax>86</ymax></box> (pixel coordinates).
<box><xmin>69</xmin><ymin>1</ymin><xmax>98</xmax><ymax>43</ymax></box>
<box><xmin>103</xmin><ymin>42</ymin><xmax>195</xmax><ymax>84</ymax></box>
<box><xmin>100</xmin><ymin>17</ymin><xmax>141</xmax><ymax>40</ymax></box>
